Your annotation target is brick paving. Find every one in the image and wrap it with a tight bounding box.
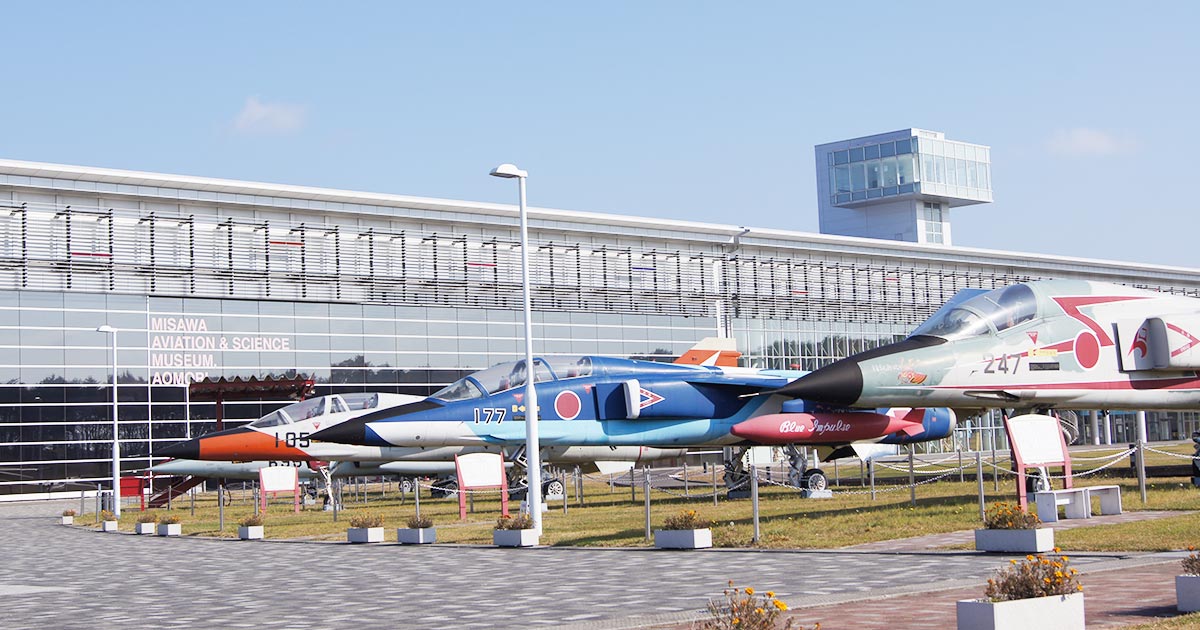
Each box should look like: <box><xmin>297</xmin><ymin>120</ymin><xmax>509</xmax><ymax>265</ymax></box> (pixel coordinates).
<box><xmin>2</xmin><ymin>499</ymin><xmax>1196</xmax><ymax>629</ymax></box>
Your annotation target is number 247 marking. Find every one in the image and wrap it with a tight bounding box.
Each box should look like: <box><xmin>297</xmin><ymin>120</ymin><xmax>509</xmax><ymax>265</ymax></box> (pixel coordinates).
<box><xmin>983</xmin><ymin>353</ymin><xmax>1022</xmax><ymax>374</ymax></box>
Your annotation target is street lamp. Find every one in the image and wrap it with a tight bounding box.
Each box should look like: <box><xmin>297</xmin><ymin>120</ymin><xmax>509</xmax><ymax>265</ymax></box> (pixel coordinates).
<box><xmin>489</xmin><ymin>163</ymin><xmax>543</xmax><ymax>535</ymax></box>
<box><xmin>96</xmin><ymin>325</ymin><xmax>120</xmax><ymax>517</ymax></box>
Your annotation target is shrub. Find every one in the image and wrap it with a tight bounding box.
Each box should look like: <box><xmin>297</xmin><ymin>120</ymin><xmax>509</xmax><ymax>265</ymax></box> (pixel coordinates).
<box><xmin>62</xmin><ymin>509</ymin><xmax>76</xmax><ymax>517</ymax></box>
<box><xmin>495</xmin><ymin>513</ymin><xmax>534</xmax><ymax>530</ymax></box>
<box><xmin>697</xmin><ymin>581</ymin><xmax>808</xmax><ymax>630</ymax></box>
<box><xmin>983</xmin><ymin>501</ymin><xmax>1041</xmax><ymax>530</ymax></box>
<box><xmin>406</xmin><ymin>515</ymin><xmax>433</xmax><ymax>529</ymax></box>
<box><xmin>984</xmin><ymin>549</ymin><xmax>1083</xmax><ymax>601</ymax></box>
<box><xmin>136</xmin><ymin>513</ymin><xmax>159</xmax><ymax>524</ymax></box>
<box><xmin>1183</xmin><ymin>546</ymin><xmax>1200</xmax><ymax>576</ymax></box>
<box><xmin>238</xmin><ymin>513</ymin><xmax>265</xmax><ymax>527</ymax></box>
<box><xmin>160</xmin><ymin>514</ymin><xmax>181</xmax><ymax>525</ymax></box>
<box><xmin>662</xmin><ymin>509</ymin><xmax>712</xmax><ymax>530</ymax></box>
<box><xmin>100</xmin><ymin>510</ymin><xmax>116</xmax><ymax>522</ymax></box>
<box><xmin>349</xmin><ymin>513</ymin><xmax>384</xmax><ymax>528</ymax></box>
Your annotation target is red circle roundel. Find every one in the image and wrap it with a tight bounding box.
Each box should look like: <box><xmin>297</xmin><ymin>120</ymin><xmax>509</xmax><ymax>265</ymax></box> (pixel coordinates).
<box><xmin>554</xmin><ymin>390</ymin><xmax>582</xmax><ymax>420</ymax></box>
<box><xmin>1074</xmin><ymin>331</ymin><xmax>1101</xmax><ymax>369</ymax></box>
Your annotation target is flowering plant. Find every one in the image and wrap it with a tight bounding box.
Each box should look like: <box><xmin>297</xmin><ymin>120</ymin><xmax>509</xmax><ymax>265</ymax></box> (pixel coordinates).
<box><xmin>348</xmin><ymin>513</ymin><xmax>384</xmax><ymax>528</ymax></box>
<box><xmin>406</xmin><ymin>515</ymin><xmax>433</xmax><ymax>529</ymax></box>
<box><xmin>495</xmin><ymin>513</ymin><xmax>534</xmax><ymax>530</ymax></box>
<box><xmin>983</xmin><ymin>501</ymin><xmax>1041</xmax><ymax>530</ymax></box>
<box><xmin>697</xmin><ymin>581</ymin><xmax>808</xmax><ymax>629</ymax></box>
<box><xmin>99</xmin><ymin>510</ymin><xmax>117</xmax><ymax>522</ymax></box>
<box><xmin>984</xmin><ymin>548</ymin><xmax>1082</xmax><ymax>601</ymax></box>
<box><xmin>662</xmin><ymin>509</ymin><xmax>712</xmax><ymax>530</ymax></box>
<box><xmin>1183</xmin><ymin>546</ymin><xmax>1200</xmax><ymax>576</ymax></box>
<box><xmin>160</xmin><ymin>514</ymin><xmax>181</xmax><ymax>525</ymax></box>
<box><xmin>136</xmin><ymin>513</ymin><xmax>159</xmax><ymax>524</ymax></box>
<box><xmin>62</xmin><ymin>509</ymin><xmax>76</xmax><ymax>517</ymax></box>
<box><xmin>238</xmin><ymin>513</ymin><xmax>265</xmax><ymax>527</ymax></box>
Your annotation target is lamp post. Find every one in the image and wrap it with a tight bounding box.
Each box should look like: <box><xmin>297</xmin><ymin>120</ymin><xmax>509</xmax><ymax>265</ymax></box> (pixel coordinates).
<box><xmin>489</xmin><ymin>163</ymin><xmax>542</xmax><ymax>535</ymax></box>
<box><xmin>96</xmin><ymin>325</ymin><xmax>120</xmax><ymax>517</ymax></box>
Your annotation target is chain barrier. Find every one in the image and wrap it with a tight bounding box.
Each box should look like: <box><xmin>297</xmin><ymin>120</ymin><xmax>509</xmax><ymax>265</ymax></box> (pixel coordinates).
<box><xmin>1145</xmin><ymin>445</ymin><xmax>1200</xmax><ymax>461</ymax></box>
<box><xmin>981</xmin><ymin>448</ymin><xmax>1136</xmax><ymax>479</ymax></box>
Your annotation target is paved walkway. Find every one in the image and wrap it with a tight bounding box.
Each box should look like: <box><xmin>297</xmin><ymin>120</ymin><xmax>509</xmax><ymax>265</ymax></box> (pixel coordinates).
<box><xmin>3</xmin><ymin>500</ymin><xmax>1196</xmax><ymax>629</ymax></box>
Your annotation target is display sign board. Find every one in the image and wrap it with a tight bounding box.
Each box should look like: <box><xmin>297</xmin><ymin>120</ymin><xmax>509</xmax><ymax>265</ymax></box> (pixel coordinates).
<box><xmin>1005</xmin><ymin>413</ymin><xmax>1073</xmax><ymax>509</ymax></box>
<box><xmin>258</xmin><ymin>465</ymin><xmax>300</xmax><ymax>513</ymax></box>
<box><xmin>454</xmin><ymin>452</ymin><xmax>508</xmax><ymax>520</ymax></box>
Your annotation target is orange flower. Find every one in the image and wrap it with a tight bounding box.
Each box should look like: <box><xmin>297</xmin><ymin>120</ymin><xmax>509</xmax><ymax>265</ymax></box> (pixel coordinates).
<box><xmin>745</xmin><ymin>587</ymin><xmax>754</xmax><ymax>595</ymax></box>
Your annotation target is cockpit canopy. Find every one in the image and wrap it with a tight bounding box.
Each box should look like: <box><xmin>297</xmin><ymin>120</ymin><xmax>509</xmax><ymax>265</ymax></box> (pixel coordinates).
<box><xmin>909</xmin><ymin>283</ymin><xmax>1039</xmax><ymax>341</ymax></box>
<box><xmin>431</xmin><ymin>356</ymin><xmax>596</xmax><ymax>402</ymax></box>
<box><xmin>247</xmin><ymin>392</ymin><xmax>383</xmax><ymax>428</ymax></box>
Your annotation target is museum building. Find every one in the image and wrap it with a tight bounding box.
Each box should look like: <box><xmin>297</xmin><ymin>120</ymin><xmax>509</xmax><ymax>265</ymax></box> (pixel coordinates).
<box><xmin>3</xmin><ymin>131</ymin><xmax>1199</xmax><ymax>496</ymax></box>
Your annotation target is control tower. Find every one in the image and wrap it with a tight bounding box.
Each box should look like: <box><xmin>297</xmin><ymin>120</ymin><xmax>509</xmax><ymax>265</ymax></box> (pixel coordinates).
<box><xmin>815</xmin><ymin>128</ymin><xmax>992</xmax><ymax>245</ymax></box>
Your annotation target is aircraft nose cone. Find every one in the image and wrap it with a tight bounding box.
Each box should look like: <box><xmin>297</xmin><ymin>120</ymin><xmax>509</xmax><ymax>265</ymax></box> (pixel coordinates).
<box><xmin>309</xmin><ymin>418</ymin><xmax>367</xmax><ymax>445</ymax></box>
<box><xmin>774</xmin><ymin>358</ymin><xmax>864</xmax><ymax>406</ymax></box>
<box><xmin>157</xmin><ymin>439</ymin><xmax>200</xmax><ymax>459</ymax></box>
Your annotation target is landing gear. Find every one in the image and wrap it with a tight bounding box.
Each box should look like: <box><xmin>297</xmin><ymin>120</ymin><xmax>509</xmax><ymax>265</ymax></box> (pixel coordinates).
<box><xmin>399</xmin><ymin>478</ymin><xmax>415</xmax><ymax>494</ymax></box>
<box><xmin>543</xmin><ymin>478</ymin><xmax>566</xmax><ymax>497</ymax></box>
<box><xmin>800</xmin><ymin>469</ymin><xmax>828</xmax><ymax>492</ymax></box>
<box><xmin>785</xmin><ymin>445</ymin><xmax>829</xmax><ymax>495</ymax></box>
<box><xmin>430</xmin><ymin>478</ymin><xmax>459</xmax><ymax>498</ymax></box>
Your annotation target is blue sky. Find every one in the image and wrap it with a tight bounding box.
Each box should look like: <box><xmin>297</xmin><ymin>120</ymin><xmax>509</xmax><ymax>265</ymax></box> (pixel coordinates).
<box><xmin>3</xmin><ymin>3</ymin><xmax>1197</xmax><ymax>267</ymax></box>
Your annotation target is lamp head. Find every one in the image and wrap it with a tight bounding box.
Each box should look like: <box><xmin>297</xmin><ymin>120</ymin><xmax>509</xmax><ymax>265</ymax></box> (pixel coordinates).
<box><xmin>489</xmin><ymin>163</ymin><xmax>528</xmax><ymax>179</ymax></box>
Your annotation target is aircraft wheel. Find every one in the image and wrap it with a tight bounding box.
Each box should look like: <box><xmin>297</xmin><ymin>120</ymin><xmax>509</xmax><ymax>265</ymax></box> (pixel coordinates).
<box><xmin>543</xmin><ymin>479</ymin><xmax>566</xmax><ymax>497</ymax></box>
<box><xmin>431</xmin><ymin>479</ymin><xmax>458</xmax><ymax>498</ymax></box>
<box><xmin>399</xmin><ymin>478</ymin><xmax>415</xmax><ymax>494</ymax></box>
<box><xmin>801</xmin><ymin>469</ymin><xmax>827</xmax><ymax>492</ymax></box>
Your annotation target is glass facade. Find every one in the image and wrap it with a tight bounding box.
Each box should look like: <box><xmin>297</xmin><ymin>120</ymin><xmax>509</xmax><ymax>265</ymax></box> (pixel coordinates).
<box><xmin>828</xmin><ymin>138</ymin><xmax>919</xmax><ymax>205</ymax></box>
<box><xmin>826</xmin><ymin>136</ymin><xmax>992</xmax><ymax>206</ymax></box>
<box><xmin>2</xmin><ymin>163</ymin><xmax>1199</xmax><ymax>495</ymax></box>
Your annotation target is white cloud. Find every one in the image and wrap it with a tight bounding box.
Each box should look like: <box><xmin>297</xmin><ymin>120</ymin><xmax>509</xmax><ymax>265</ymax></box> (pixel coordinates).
<box><xmin>233</xmin><ymin>96</ymin><xmax>306</xmax><ymax>135</ymax></box>
<box><xmin>1046</xmin><ymin>127</ymin><xmax>1135</xmax><ymax>157</ymax></box>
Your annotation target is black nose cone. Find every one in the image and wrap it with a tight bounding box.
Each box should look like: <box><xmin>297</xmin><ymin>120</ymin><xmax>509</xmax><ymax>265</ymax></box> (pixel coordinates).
<box><xmin>776</xmin><ymin>358</ymin><xmax>864</xmax><ymax>406</ymax></box>
<box><xmin>158</xmin><ymin>439</ymin><xmax>200</xmax><ymax>459</ymax></box>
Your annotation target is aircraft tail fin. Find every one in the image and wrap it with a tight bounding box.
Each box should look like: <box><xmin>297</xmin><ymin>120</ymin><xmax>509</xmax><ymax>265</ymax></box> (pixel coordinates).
<box><xmin>675</xmin><ymin>337</ymin><xmax>741</xmax><ymax>367</ymax></box>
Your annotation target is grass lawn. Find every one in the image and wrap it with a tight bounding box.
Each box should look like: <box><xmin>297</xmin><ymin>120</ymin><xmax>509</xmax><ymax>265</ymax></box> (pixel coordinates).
<box><xmin>77</xmin><ymin>462</ymin><xmax>1200</xmax><ymax>551</ymax></box>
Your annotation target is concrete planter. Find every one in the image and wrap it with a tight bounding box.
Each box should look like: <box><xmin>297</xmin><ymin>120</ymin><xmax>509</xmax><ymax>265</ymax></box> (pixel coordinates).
<box><xmin>654</xmin><ymin>528</ymin><xmax>713</xmax><ymax>550</ymax></box>
<box><xmin>238</xmin><ymin>525</ymin><xmax>264</xmax><ymax>540</ymax></box>
<box><xmin>397</xmin><ymin>527</ymin><xmax>436</xmax><ymax>545</ymax></box>
<box><xmin>347</xmin><ymin>527</ymin><xmax>384</xmax><ymax>543</ymax></box>
<box><xmin>1177</xmin><ymin>575</ymin><xmax>1200</xmax><ymax>612</ymax></box>
<box><xmin>957</xmin><ymin>592</ymin><xmax>1084</xmax><ymax>630</ymax></box>
<box><xmin>60</xmin><ymin>516</ymin><xmax>74</xmax><ymax>525</ymax></box>
<box><xmin>157</xmin><ymin>523</ymin><xmax>182</xmax><ymax>537</ymax></box>
<box><xmin>135</xmin><ymin>522</ymin><xmax>157</xmax><ymax>535</ymax></box>
<box><xmin>493</xmin><ymin>528</ymin><xmax>538</xmax><ymax>547</ymax></box>
<box><xmin>100</xmin><ymin>520</ymin><xmax>119</xmax><ymax>533</ymax></box>
<box><xmin>973</xmin><ymin>528</ymin><xmax>1054</xmax><ymax>553</ymax></box>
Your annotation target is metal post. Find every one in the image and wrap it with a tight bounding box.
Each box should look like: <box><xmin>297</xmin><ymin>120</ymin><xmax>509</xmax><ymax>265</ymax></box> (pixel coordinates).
<box><xmin>630</xmin><ymin>468</ymin><xmax>636</xmax><ymax>503</ymax></box>
<box><xmin>1137</xmin><ymin>410</ymin><xmax>1149</xmax><ymax>503</ymax></box>
<box><xmin>95</xmin><ymin>483</ymin><xmax>101</xmax><ymax>522</ymax></box>
<box><xmin>218</xmin><ymin>483</ymin><xmax>225</xmax><ymax>531</ymax></box>
<box><xmin>908</xmin><ymin>447</ymin><xmax>916</xmax><ymax>507</ymax></box>
<box><xmin>562</xmin><ymin>477</ymin><xmax>568</xmax><ymax>515</ymax></box>
<box><xmin>833</xmin><ymin>458</ymin><xmax>839</xmax><ymax>486</ymax></box>
<box><xmin>643</xmin><ymin>466</ymin><xmax>651</xmax><ymax>542</ymax></box>
<box><xmin>332</xmin><ymin>479</ymin><xmax>339</xmax><ymax>522</ymax></box>
<box><xmin>991</xmin><ymin>412</ymin><xmax>999</xmax><ymax>491</ymax></box>
<box><xmin>958</xmin><ymin>448</ymin><xmax>964</xmax><ymax>483</ymax></box>
<box><xmin>859</xmin><ymin>459</ymin><xmax>864</xmax><ymax>486</ymax></box>
<box><xmin>609</xmin><ymin>472</ymin><xmax>614</xmax><ymax>493</ymax></box>
<box><xmin>712</xmin><ymin>464</ymin><xmax>719</xmax><ymax>507</ymax></box>
<box><xmin>575</xmin><ymin>466</ymin><xmax>583</xmax><ymax>507</ymax></box>
<box><xmin>976</xmin><ymin>451</ymin><xmax>985</xmax><ymax>521</ymax></box>
<box><xmin>414</xmin><ymin>480</ymin><xmax>421</xmax><ymax>521</ymax></box>
<box><xmin>190</xmin><ymin>486</ymin><xmax>195</xmax><ymax>517</ymax></box>
<box><xmin>80</xmin><ymin>489</ymin><xmax>85</xmax><ymax>519</ymax></box>
<box><xmin>683</xmin><ymin>462</ymin><xmax>690</xmax><ymax>498</ymax></box>
<box><xmin>750</xmin><ymin>464</ymin><xmax>760</xmax><ymax>543</ymax></box>
<box><xmin>869</xmin><ymin>459</ymin><xmax>876</xmax><ymax>501</ymax></box>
